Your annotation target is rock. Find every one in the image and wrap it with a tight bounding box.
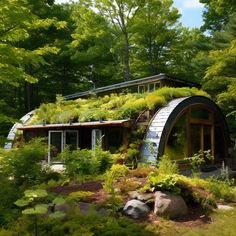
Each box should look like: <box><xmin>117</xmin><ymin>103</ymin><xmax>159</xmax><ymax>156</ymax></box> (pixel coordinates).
<box><xmin>128</xmin><ymin>191</ymin><xmax>139</xmax><ymax>199</ymax></box>
<box><xmin>128</xmin><ymin>191</ymin><xmax>154</xmax><ymax>202</ymax></box>
<box><xmin>123</xmin><ymin>199</ymin><xmax>150</xmax><ymax>219</ymax></box>
<box><xmin>154</xmin><ymin>191</ymin><xmax>188</xmax><ymax>219</ymax></box>
<box><xmin>217</xmin><ymin>204</ymin><xmax>234</xmax><ymax>210</ymax></box>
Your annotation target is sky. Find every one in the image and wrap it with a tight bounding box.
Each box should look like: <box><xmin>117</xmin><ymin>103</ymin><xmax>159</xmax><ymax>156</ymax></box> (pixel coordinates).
<box><xmin>55</xmin><ymin>0</ymin><xmax>205</xmax><ymax>29</ymax></box>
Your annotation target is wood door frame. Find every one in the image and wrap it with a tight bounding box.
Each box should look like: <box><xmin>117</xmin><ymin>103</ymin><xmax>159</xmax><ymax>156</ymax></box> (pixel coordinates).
<box><xmin>164</xmin><ymin>104</ymin><xmax>215</xmax><ymax>158</ymax></box>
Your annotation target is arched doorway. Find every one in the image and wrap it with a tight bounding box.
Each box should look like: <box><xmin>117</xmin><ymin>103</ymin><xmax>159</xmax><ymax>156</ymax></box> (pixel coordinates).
<box><xmin>165</xmin><ymin>106</ymin><xmax>217</xmax><ymax>162</ymax></box>
<box><xmin>141</xmin><ymin>96</ymin><xmax>230</xmax><ymax>166</ymax></box>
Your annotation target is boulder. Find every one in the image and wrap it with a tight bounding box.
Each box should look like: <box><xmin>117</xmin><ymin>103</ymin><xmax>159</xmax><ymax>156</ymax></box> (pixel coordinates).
<box><xmin>154</xmin><ymin>191</ymin><xmax>188</xmax><ymax>219</ymax></box>
<box><xmin>128</xmin><ymin>191</ymin><xmax>154</xmax><ymax>202</ymax></box>
<box><xmin>123</xmin><ymin>199</ymin><xmax>150</xmax><ymax>219</ymax></box>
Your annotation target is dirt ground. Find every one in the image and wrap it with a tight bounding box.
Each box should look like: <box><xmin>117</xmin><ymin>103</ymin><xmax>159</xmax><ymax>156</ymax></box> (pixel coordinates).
<box><xmin>50</xmin><ymin>180</ymin><xmax>213</xmax><ymax>228</ymax></box>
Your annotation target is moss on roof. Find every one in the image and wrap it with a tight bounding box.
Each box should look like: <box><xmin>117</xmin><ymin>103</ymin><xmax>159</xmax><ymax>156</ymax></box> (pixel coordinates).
<box><xmin>29</xmin><ymin>87</ymin><xmax>210</xmax><ymax>125</ymax></box>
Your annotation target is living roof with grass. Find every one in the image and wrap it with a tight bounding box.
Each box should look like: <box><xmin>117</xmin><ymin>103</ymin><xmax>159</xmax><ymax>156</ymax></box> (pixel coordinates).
<box><xmin>29</xmin><ymin>87</ymin><xmax>209</xmax><ymax>125</ymax></box>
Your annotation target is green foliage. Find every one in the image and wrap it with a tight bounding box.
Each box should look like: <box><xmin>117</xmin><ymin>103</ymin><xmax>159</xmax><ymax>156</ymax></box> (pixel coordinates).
<box><xmin>60</xmin><ymin>146</ymin><xmax>113</xmax><ymax>178</ymax></box>
<box><xmin>156</xmin><ymin>208</ymin><xmax>236</xmax><ymax>235</ymax></box>
<box><xmin>9</xmin><ymin>213</ymin><xmax>155</xmax><ymax>236</ymax></box>
<box><xmin>185</xmin><ymin>150</ymin><xmax>214</xmax><ymax>177</ymax></box>
<box><xmin>31</xmin><ymin>87</ymin><xmax>209</xmax><ymax>125</ymax></box>
<box><xmin>142</xmin><ymin>172</ymin><xmax>181</xmax><ymax>195</ymax></box>
<box><xmin>130</xmin><ymin>166</ymin><xmax>158</xmax><ymax>178</ymax></box>
<box><xmin>157</xmin><ymin>155</ymin><xmax>179</xmax><ymax>175</ymax></box>
<box><xmin>67</xmin><ymin>191</ymin><xmax>94</xmax><ymax>202</ymax></box>
<box><xmin>103</xmin><ymin>164</ymin><xmax>129</xmax><ymax>194</ymax></box>
<box><xmin>200</xmin><ymin>0</ymin><xmax>236</xmax><ymax>31</ymax></box>
<box><xmin>145</xmin><ymin>95</ymin><xmax>167</xmax><ymax>109</ymax></box>
<box><xmin>0</xmin><ymin>138</ymin><xmax>48</xmax><ymax>186</ymax></box>
<box><xmin>204</xmin><ymin>177</ymin><xmax>235</xmax><ymax>202</ymax></box>
<box><xmin>15</xmin><ymin>188</ymin><xmax>66</xmax><ymax>236</ymax></box>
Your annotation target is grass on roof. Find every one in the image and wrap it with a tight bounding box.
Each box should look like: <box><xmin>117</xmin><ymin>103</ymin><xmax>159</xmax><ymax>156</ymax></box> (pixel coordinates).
<box><xmin>29</xmin><ymin>87</ymin><xmax>209</xmax><ymax>125</ymax></box>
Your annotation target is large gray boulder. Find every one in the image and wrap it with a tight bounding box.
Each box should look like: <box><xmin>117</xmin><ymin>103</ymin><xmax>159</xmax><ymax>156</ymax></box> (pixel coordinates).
<box><xmin>154</xmin><ymin>191</ymin><xmax>188</xmax><ymax>219</ymax></box>
<box><xmin>123</xmin><ymin>199</ymin><xmax>150</xmax><ymax>219</ymax></box>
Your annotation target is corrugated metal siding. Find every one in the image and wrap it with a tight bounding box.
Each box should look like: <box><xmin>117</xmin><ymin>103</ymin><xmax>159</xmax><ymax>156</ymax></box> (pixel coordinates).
<box><xmin>4</xmin><ymin>111</ymin><xmax>34</xmax><ymax>150</ymax></box>
<box><xmin>141</xmin><ymin>97</ymin><xmax>188</xmax><ymax>164</ymax></box>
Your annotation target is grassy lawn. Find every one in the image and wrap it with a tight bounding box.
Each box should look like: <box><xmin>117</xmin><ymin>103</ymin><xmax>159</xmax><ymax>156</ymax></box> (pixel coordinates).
<box><xmin>158</xmin><ymin>208</ymin><xmax>236</xmax><ymax>236</ymax></box>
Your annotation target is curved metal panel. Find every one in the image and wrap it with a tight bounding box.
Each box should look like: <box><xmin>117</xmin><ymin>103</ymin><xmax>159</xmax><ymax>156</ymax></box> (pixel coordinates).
<box><xmin>4</xmin><ymin>111</ymin><xmax>34</xmax><ymax>150</ymax></box>
<box><xmin>141</xmin><ymin>97</ymin><xmax>188</xmax><ymax>164</ymax></box>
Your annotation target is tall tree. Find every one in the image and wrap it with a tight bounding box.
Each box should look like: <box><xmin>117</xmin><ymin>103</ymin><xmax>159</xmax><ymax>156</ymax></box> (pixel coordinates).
<box><xmin>200</xmin><ymin>0</ymin><xmax>236</xmax><ymax>32</ymax></box>
<box><xmin>70</xmin><ymin>2</ymin><xmax>118</xmax><ymax>88</ymax></box>
<box><xmin>129</xmin><ymin>0</ymin><xmax>181</xmax><ymax>77</ymax></box>
<box><xmin>0</xmin><ymin>0</ymin><xmax>65</xmax><ymax>143</ymax></box>
<box><xmin>202</xmin><ymin>14</ymin><xmax>236</xmax><ymax>135</ymax></box>
<box><xmin>94</xmin><ymin>0</ymin><xmax>143</xmax><ymax>81</ymax></box>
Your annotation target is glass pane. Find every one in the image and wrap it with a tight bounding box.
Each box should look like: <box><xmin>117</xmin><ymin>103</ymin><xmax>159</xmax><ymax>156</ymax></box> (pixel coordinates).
<box><xmin>191</xmin><ymin>108</ymin><xmax>211</xmax><ymax>120</ymax></box>
<box><xmin>204</xmin><ymin>125</ymin><xmax>212</xmax><ymax>164</ymax></box>
<box><xmin>66</xmin><ymin>131</ymin><xmax>78</xmax><ymax>151</ymax></box>
<box><xmin>149</xmin><ymin>84</ymin><xmax>155</xmax><ymax>92</ymax></box>
<box><xmin>138</xmin><ymin>85</ymin><xmax>145</xmax><ymax>93</ymax></box>
<box><xmin>92</xmin><ymin>129</ymin><xmax>102</xmax><ymax>150</ymax></box>
<box><xmin>165</xmin><ymin>113</ymin><xmax>188</xmax><ymax>160</ymax></box>
<box><xmin>155</xmin><ymin>82</ymin><xmax>160</xmax><ymax>90</ymax></box>
<box><xmin>50</xmin><ymin>132</ymin><xmax>62</xmax><ymax>157</ymax></box>
<box><xmin>191</xmin><ymin>124</ymin><xmax>201</xmax><ymax>156</ymax></box>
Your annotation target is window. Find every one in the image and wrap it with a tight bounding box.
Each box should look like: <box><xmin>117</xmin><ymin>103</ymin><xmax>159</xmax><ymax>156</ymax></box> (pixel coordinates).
<box><xmin>48</xmin><ymin>130</ymin><xmax>79</xmax><ymax>162</ymax></box>
<box><xmin>155</xmin><ymin>82</ymin><xmax>160</xmax><ymax>90</ymax></box>
<box><xmin>191</xmin><ymin>108</ymin><xmax>211</xmax><ymax>120</ymax></box>
<box><xmin>48</xmin><ymin>131</ymin><xmax>63</xmax><ymax>162</ymax></box>
<box><xmin>138</xmin><ymin>85</ymin><xmax>146</xmax><ymax>93</ymax></box>
<box><xmin>149</xmin><ymin>84</ymin><xmax>155</xmax><ymax>92</ymax></box>
<box><xmin>165</xmin><ymin>106</ymin><xmax>216</xmax><ymax>161</ymax></box>
<box><xmin>65</xmin><ymin>130</ymin><xmax>78</xmax><ymax>151</ymax></box>
<box><xmin>92</xmin><ymin>129</ymin><xmax>102</xmax><ymax>150</ymax></box>
<box><xmin>165</xmin><ymin>112</ymin><xmax>188</xmax><ymax>160</ymax></box>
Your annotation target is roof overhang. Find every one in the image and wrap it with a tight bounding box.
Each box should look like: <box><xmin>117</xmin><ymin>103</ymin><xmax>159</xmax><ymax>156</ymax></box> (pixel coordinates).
<box><xmin>17</xmin><ymin>119</ymin><xmax>133</xmax><ymax>131</ymax></box>
<box><xmin>64</xmin><ymin>74</ymin><xmax>200</xmax><ymax>100</ymax></box>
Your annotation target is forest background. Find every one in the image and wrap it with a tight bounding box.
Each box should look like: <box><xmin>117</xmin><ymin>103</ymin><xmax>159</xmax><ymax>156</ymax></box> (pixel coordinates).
<box><xmin>0</xmin><ymin>0</ymin><xmax>236</xmax><ymax>145</ymax></box>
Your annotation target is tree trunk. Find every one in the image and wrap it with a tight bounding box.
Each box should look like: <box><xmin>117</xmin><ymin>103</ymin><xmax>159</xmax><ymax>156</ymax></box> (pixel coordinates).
<box><xmin>123</xmin><ymin>31</ymin><xmax>130</xmax><ymax>81</ymax></box>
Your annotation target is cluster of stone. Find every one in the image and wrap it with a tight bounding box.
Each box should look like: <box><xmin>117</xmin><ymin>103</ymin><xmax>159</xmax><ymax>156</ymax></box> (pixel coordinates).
<box><xmin>123</xmin><ymin>191</ymin><xmax>188</xmax><ymax>219</ymax></box>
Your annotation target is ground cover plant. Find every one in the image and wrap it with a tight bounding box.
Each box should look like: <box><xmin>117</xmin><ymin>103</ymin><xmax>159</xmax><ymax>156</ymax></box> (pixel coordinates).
<box><xmin>1</xmin><ymin>139</ymin><xmax>236</xmax><ymax>235</ymax></box>
<box><xmin>29</xmin><ymin>87</ymin><xmax>209</xmax><ymax>125</ymax></box>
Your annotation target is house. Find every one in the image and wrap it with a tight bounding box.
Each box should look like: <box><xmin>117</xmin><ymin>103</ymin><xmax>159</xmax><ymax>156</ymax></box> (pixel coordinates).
<box><xmin>6</xmin><ymin>74</ymin><xmax>231</xmax><ymax>168</ymax></box>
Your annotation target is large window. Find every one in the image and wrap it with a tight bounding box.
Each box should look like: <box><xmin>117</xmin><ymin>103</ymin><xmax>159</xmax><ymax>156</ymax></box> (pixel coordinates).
<box><xmin>165</xmin><ymin>106</ymin><xmax>217</xmax><ymax>162</ymax></box>
<box><xmin>165</xmin><ymin>112</ymin><xmax>188</xmax><ymax>160</ymax></box>
<box><xmin>48</xmin><ymin>130</ymin><xmax>79</xmax><ymax>162</ymax></box>
<box><xmin>91</xmin><ymin>129</ymin><xmax>102</xmax><ymax>150</ymax></box>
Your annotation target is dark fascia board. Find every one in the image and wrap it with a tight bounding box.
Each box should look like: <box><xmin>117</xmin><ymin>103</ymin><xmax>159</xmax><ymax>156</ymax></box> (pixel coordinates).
<box><xmin>17</xmin><ymin>119</ymin><xmax>132</xmax><ymax>130</ymax></box>
<box><xmin>64</xmin><ymin>73</ymin><xmax>200</xmax><ymax>100</ymax></box>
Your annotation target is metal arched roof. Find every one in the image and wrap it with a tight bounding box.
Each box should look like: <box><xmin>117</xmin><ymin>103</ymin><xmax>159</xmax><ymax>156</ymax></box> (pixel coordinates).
<box><xmin>141</xmin><ymin>96</ymin><xmax>230</xmax><ymax>164</ymax></box>
<box><xmin>4</xmin><ymin>111</ymin><xmax>34</xmax><ymax>150</ymax></box>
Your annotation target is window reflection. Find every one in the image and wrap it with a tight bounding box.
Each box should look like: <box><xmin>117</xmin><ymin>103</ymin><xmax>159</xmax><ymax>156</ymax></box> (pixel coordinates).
<box><xmin>165</xmin><ymin>112</ymin><xmax>187</xmax><ymax>160</ymax></box>
<box><xmin>191</xmin><ymin>108</ymin><xmax>210</xmax><ymax>120</ymax></box>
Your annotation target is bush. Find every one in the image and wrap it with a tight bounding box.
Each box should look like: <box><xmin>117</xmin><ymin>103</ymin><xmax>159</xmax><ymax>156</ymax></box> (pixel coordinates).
<box><xmin>1</xmin><ymin>138</ymin><xmax>48</xmax><ymax>187</ymax></box>
<box><xmin>142</xmin><ymin>173</ymin><xmax>182</xmax><ymax>195</ymax></box>
<box><xmin>103</xmin><ymin>164</ymin><xmax>129</xmax><ymax>194</ymax></box>
<box><xmin>157</xmin><ymin>155</ymin><xmax>179</xmax><ymax>175</ymax></box>
<box><xmin>67</xmin><ymin>191</ymin><xmax>94</xmax><ymax>202</ymax></box>
<box><xmin>33</xmin><ymin>214</ymin><xmax>155</xmax><ymax>236</ymax></box>
<box><xmin>204</xmin><ymin>177</ymin><xmax>235</xmax><ymax>202</ymax></box>
<box><xmin>129</xmin><ymin>166</ymin><xmax>158</xmax><ymax>178</ymax></box>
<box><xmin>60</xmin><ymin>147</ymin><xmax>113</xmax><ymax>178</ymax></box>
<box><xmin>145</xmin><ymin>94</ymin><xmax>167</xmax><ymax>109</ymax></box>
